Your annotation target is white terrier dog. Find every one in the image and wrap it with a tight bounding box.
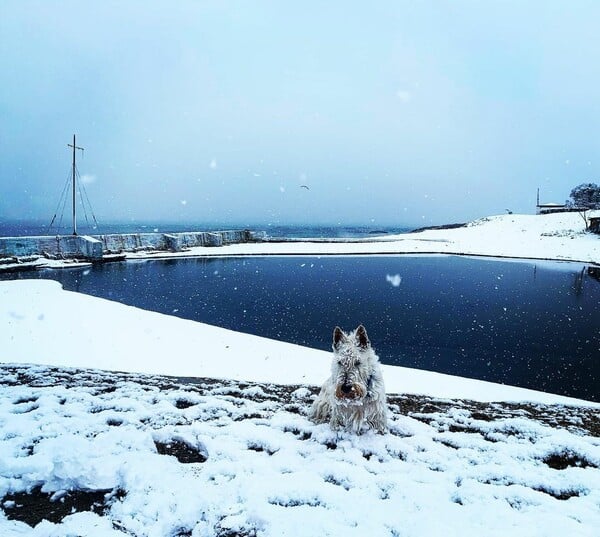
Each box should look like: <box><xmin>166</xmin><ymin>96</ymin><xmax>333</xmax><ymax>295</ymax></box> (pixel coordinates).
<box><xmin>309</xmin><ymin>325</ymin><xmax>388</xmax><ymax>434</ymax></box>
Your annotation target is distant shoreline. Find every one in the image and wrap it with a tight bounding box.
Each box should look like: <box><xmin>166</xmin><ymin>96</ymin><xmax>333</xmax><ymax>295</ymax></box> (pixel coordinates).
<box><xmin>408</xmin><ymin>222</ymin><xmax>467</xmax><ymax>233</ymax></box>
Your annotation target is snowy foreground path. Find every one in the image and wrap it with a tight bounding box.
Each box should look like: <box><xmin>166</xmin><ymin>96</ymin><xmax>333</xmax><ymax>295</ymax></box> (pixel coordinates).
<box><xmin>1</xmin><ymin>365</ymin><xmax>599</xmax><ymax>537</ymax></box>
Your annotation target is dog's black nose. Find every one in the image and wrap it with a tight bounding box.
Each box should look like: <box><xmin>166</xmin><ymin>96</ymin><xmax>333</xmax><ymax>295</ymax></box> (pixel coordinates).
<box><xmin>341</xmin><ymin>384</ymin><xmax>352</xmax><ymax>394</ymax></box>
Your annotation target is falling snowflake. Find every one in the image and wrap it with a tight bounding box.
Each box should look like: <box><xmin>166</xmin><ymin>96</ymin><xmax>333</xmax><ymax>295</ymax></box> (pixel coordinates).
<box><xmin>386</xmin><ymin>274</ymin><xmax>402</xmax><ymax>287</ymax></box>
<box><xmin>396</xmin><ymin>89</ymin><xmax>411</xmax><ymax>103</ymax></box>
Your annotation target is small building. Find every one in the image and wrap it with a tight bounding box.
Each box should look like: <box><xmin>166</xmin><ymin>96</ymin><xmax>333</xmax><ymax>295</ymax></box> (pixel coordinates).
<box><xmin>588</xmin><ymin>210</ymin><xmax>600</xmax><ymax>234</ymax></box>
<box><xmin>536</xmin><ymin>202</ymin><xmax>567</xmax><ymax>215</ymax></box>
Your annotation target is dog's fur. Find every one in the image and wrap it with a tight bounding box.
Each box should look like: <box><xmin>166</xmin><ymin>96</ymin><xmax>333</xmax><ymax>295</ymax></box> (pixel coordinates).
<box><xmin>309</xmin><ymin>325</ymin><xmax>388</xmax><ymax>434</ymax></box>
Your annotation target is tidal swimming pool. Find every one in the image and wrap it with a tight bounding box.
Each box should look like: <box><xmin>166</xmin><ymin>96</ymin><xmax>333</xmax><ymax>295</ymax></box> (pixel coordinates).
<box><xmin>7</xmin><ymin>255</ymin><xmax>600</xmax><ymax>401</ymax></box>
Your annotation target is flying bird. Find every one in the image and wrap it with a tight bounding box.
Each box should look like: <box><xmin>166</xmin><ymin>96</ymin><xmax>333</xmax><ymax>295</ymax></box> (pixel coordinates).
<box><xmin>300</xmin><ymin>185</ymin><xmax>310</xmax><ymax>190</ymax></box>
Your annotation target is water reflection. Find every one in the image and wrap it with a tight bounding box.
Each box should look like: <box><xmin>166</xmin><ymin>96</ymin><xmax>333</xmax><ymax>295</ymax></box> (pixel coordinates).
<box><xmin>3</xmin><ymin>255</ymin><xmax>599</xmax><ymax>401</ymax></box>
<box><xmin>587</xmin><ymin>265</ymin><xmax>600</xmax><ymax>283</ymax></box>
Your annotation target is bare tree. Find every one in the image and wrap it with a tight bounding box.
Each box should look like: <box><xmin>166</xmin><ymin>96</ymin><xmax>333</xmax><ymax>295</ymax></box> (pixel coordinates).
<box><xmin>566</xmin><ymin>182</ymin><xmax>600</xmax><ymax>229</ymax></box>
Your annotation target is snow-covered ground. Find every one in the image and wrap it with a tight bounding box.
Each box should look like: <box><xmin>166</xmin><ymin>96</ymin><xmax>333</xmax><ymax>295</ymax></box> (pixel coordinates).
<box><xmin>1</xmin><ymin>365</ymin><xmax>599</xmax><ymax>537</ymax></box>
<box><xmin>1</xmin><ymin>211</ymin><xmax>599</xmax><ymax>536</ymax></box>
<box><xmin>1</xmin><ymin>280</ymin><xmax>599</xmax><ymax>536</ymax></box>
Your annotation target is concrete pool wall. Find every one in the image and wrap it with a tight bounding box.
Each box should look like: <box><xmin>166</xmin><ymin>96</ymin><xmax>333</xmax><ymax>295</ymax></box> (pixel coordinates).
<box><xmin>0</xmin><ymin>230</ymin><xmax>266</xmax><ymax>260</ymax></box>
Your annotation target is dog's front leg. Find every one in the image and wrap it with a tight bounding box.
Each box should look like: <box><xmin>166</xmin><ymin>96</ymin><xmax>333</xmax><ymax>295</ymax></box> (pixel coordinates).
<box><xmin>329</xmin><ymin>409</ymin><xmax>344</xmax><ymax>431</ymax></box>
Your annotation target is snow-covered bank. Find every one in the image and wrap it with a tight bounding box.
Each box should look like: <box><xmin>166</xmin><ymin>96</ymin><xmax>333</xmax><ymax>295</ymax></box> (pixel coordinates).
<box><xmin>1</xmin><ymin>280</ymin><xmax>597</xmax><ymax>406</ymax></box>
<box><xmin>123</xmin><ymin>213</ymin><xmax>600</xmax><ymax>266</ymax></box>
<box><xmin>1</xmin><ymin>365</ymin><xmax>599</xmax><ymax>537</ymax></box>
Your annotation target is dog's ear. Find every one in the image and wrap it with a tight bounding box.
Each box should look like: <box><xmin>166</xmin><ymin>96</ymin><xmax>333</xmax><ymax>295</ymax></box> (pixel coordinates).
<box><xmin>355</xmin><ymin>325</ymin><xmax>370</xmax><ymax>349</ymax></box>
<box><xmin>333</xmin><ymin>326</ymin><xmax>346</xmax><ymax>349</ymax></box>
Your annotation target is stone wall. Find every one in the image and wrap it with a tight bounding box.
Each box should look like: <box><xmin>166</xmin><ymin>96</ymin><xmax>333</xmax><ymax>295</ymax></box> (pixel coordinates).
<box><xmin>94</xmin><ymin>233</ymin><xmax>168</xmax><ymax>253</ymax></box>
<box><xmin>0</xmin><ymin>230</ymin><xmax>266</xmax><ymax>260</ymax></box>
<box><xmin>0</xmin><ymin>235</ymin><xmax>103</xmax><ymax>260</ymax></box>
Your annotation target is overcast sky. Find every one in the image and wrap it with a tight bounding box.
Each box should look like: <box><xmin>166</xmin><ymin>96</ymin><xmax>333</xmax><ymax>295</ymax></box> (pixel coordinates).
<box><xmin>1</xmin><ymin>1</ymin><xmax>600</xmax><ymax>228</ymax></box>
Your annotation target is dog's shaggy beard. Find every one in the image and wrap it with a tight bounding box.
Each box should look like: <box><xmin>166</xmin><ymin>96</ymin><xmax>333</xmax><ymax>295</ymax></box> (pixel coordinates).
<box><xmin>332</xmin><ymin>357</ymin><xmax>370</xmax><ymax>405</ymax></box>
<box><xmin>309</xmin><ymin>325</ymin><xmax>388</xmax><ymax>434</ymax></box>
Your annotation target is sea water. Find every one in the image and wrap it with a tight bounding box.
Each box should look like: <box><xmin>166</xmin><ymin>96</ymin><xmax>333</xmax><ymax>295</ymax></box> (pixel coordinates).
<box><xmin>0</xmin><ymin>221</ymin><xmax>411</xmax><ymax>239</ymax></box>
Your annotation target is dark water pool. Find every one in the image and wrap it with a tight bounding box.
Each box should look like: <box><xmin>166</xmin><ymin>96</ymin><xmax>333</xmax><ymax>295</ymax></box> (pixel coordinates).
<box><xmin>5</xmin><ymin>255</ymin><xmax>600</xmax><ymax>401</ymax></box>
